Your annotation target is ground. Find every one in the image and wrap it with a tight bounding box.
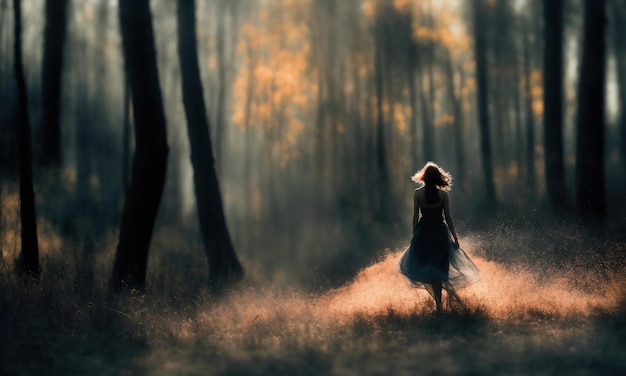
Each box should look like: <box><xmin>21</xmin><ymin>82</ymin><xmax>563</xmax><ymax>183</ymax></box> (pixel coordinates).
<box><xmin>1</xmin><ymin>230</ymin><xmax>625</xmax><ymax>375</ymax></box>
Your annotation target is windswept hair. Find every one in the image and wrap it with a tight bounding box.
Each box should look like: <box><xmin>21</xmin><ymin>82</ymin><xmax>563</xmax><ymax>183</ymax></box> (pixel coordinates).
<box><xmin>411</xmin><ymin>162</ymin><xmax>452</xmax><ymax>204</ymax></box>
<box><xmin>411</xmin><ymin>162</ymin><xmax>452</xmax><ymax>189</ymax></box>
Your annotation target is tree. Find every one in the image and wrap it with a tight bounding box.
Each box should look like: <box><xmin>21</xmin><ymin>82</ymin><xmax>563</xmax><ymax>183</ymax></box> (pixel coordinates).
<box><xmin>610</xmin><ymin>0</ymin><xmax>626</xmax><ymax>171</ymax></box>
<box><xmin>542</xmin><ymin>0</ymin><xmax>567</xmax><ymax>210</ymax></box>
<box><xmin>443</xmin><ymin>48</ymin><xmax>466</xmax><ymax>186</ymax></box>
<box><xmin>472</xmin><ymin>0</ymin><xmax>497</xmax><ymax>205</ymax></box>
<box><xmin>110</xmin><ymin>0</ymin><xmax>169</xmax><ymax>293</ymax></box>
<box><xmin>13</xmin><ymin>0</ymin><xmax>39</xmax><ymax>281</ymax></box>
<box><xmin>177</xmin><ymin>0</ymin><xmax>243</xmax><ymax>292</ymax></box>
<box><xmin>0</xmin><ymin>0</ymin><xmax>18</xmax><ymax>177</ymax></box>
<box><xmin>373</xmin><ymin>34</ymin><xmax>390</xmax><ymax>219</ymax></box>
<box><xmin>522</xmin><ymin>15</ymin><xmax>537</xmax><ymax>196</ymax></box>
<box><xmin>575</xmin><ymin>0</ymin><xmax>606</xmax><ymax>221</ymax></box>
<box><xmin>40</xmin><ymin>0</ymin><xmax>68</xmax><ymax>166</ymax></box>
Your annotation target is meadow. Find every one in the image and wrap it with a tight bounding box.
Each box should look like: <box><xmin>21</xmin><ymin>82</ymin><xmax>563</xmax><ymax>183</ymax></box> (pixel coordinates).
<box><xmin>1</xmin><ymin>205</ymin><xmax>625</xmax><ymax>375</ymax></box>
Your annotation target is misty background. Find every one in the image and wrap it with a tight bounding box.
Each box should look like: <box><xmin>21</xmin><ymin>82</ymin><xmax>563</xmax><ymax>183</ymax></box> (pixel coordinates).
<box><xmin>1</xmin><ymin>0</ymin><xmax>625</xmax><ymax>290</ymax></box>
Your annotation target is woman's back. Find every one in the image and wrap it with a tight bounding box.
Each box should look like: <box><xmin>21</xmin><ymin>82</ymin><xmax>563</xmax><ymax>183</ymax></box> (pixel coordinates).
<box><xmin>415</xmin><ymin>187</ymin><xmax>445</xmax><ymax>222</ymax></box>
<box><xmin>400</xmin><ymin>162</ymin><xmax>479</xmax><ymax>313</ymax></box>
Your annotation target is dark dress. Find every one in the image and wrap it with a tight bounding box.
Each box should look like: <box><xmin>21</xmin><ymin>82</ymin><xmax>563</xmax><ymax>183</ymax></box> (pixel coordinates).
<box><xmin>398</xmin><ymin>202</ymin><xmax>479</xmax><ymax>296</ymax></box>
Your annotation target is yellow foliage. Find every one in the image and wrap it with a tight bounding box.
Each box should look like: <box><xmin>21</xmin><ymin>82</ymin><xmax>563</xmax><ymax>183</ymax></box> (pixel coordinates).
<box><xmin>229</xmin><ymin>0</ymin><xmax>317</xmax><ymax>167</ymax></box>
<box><xmin>439</xmin><ymin>29</ymin><xmax>455</xmax><ymax>49</ymax></box>
<box><xmin>435</xmin><ymin>114</ymin><xmax>455</xmax><ymax>127</ymax></box>
<box><xmin>394</xmin><ymin>103</ymin><xmax>407</xmax><ymax>133</ymax></box>
<box><xmin>361</xmin><ymin>0</ymin><xmax>376</xmax><ymax>19</ymax></box>
<box><xmin>463</xmin><ymin>60</ymin><xmax>476</xmax><ymax>72</ymax></box>
<box><xmin>393</xmin><ymin>0</ymin><xmax>411</xmax><ymax>11</ymax></box>
<box><xmin>414</xmin><ymin>26</ymin><xmax>434</xmax><ymax>41</ymax></box>
<box><xmin>531</xmin><ymin>70</ymin><xmax>542</xmax><ymax>84</ymax></box>
<box><xmin>345</xmin><ymin>80</ymin><xmax>355</xmax><ymax>95</ymax></box>
<box><xmin>532</xmin><ymin>99</ymin><xmax>544</xmax><ymax>117</ymax></box>
<box><xmin>530</xmin><ymin>69</ymin><xmax>544</xmax><ymax>117</ymax></box>
<box><xmin>359</xmin><ymin>65</ymin><xmax>369</xmax><ymax>79</ymax></box>
<box><xmin>382</xmin><ymin>101</ymin><xmax>390</xmax><ymax>114</ymax></box>
<box><xmin>461</xmin><ymin>77</ymin><xmax>476</xmax><ymax>97</ymax></box>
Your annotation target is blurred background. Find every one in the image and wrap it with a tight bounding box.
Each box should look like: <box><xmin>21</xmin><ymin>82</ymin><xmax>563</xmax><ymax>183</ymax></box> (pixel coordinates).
<box><xmin>1</xmin><ymin>0</ymin><xmax>624</xmax><ymax>290</ymax></box>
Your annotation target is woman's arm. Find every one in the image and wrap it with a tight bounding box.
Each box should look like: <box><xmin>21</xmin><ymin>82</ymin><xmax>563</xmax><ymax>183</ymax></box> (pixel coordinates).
<box><xmin>412</xmin><ymin>189</ymin><xmax>419</xmax><ymax>230</ymax></box>
<box><xmin>443</xmin><ymin>192</ymin><xmax>458</xmax><ymax>243</ymax></box>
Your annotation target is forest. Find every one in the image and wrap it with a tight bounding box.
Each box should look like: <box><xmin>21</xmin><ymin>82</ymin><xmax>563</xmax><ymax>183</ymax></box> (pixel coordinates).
<box><xmin>1</xmin><ymin>0</ymin><xmax>625</xmax><ymax>374</ymax></box>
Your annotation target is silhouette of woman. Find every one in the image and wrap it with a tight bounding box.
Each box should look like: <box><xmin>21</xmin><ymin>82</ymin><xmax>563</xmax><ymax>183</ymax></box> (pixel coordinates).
<box><xmin>398</xmin><ymin>162</ymin><xmax>479</xmax><ymax>313</ymax></box>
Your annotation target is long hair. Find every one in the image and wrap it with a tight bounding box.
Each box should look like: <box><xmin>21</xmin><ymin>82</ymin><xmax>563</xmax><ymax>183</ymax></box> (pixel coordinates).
<box><xmin>411</xmin><ymin>162</ymin><xmax>452</xmax><ymax>204</ymax></box>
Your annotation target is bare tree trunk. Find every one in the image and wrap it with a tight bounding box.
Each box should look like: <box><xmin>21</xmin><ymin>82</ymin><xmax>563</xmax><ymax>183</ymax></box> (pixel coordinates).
<box><xmin>122</xmin><ymin>81</ymin><xmax>131</xmax><ymax>193</ymax></box>
<box><xmin>575</xmin><ymin>0</ymin><xmax>606</xmax><ymax>221</ymax></box>
<box><xmin>419</xmin><ymin>88</ymin><xmax>431</xmax><ymax>162</ymax></box>
<box><xmin>177</xmin><ymin>0</ymin><xmax>243</xmax><ymax>292</ymax></box>
<box><xmin>543</xmin><ymin>0</ymin><xmax>567</xmax><ymax>210</ymax></box>
<box><xmin>0</xmin><ymin>0</ymin><xmax>17</xmax><ymax>178</ymax></box>
<box><xmin>443</xmin><ymin>49</ymin><xmax>466</xmax><ymax>186</ymax></box>
<box><xmin>423</xmin><ymin>52</ymin><xmax>436</xmax><ymax>162</ymax></box>
<box><xmin>374</xmin><ymin>42</ymin><xmax>389</xmax><ymax>219</ymax></box>
<box><xmin>611</xmin><ymin>0</ymin><xmax>626</xmax><ymax>172</ymax></box>
<box><xmin>472</xmin><ymin>0</ymin><xmax>497</xmax><ymax>205</ymax></box>
<box><xmin>214</xmin><ymin>0</ymin><xmax>227</xmax><ymax>175</ymax></box>
<box><xmin>41</xmin><ymin>0</ymin><xmax>68</xmax><ymax>167</ymax></box>
<box><xmin>513</xmin><ymin>69</ymin><xmax>524</xmax><ymax>182</ymax></box>
<box><xmin>407</xmin><ymin>62</ymin><xmax>419</xmax><ymax>170</ymax></box>
<box><xmin>242</xmin><ymin>44</ymin><xmax>255</xmax><ymax>250</ymax></box>
<box><xmin>110</xmin><ymin>0</ymin><xmax>169</xmax><ymax>293</ymax></box>
<box><xmin>13</xmin><ymin>0</ymin><xmax>39</xmax><ymax>281</ymax></box>
<box><xmin>522</xmin><ymin>20</ymin><xmax>537</xmax><ymax>196</ymax></box>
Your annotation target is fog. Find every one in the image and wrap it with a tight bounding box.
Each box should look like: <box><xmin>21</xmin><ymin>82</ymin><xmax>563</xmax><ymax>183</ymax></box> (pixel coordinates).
<box><xmin>1</xmin><ymin>0</ymin><xmax>625</xmax><ymax>374</ymax></box>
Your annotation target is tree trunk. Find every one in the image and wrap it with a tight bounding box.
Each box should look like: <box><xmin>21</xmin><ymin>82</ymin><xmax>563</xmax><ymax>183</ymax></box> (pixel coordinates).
<box><xmin>242</xmin><ymin>44</ymin><xmax>255</xmax><ymax>250</ymax></box>
<box><xmin>522</xmin><ymin>19</ymin><xmax>536</xmax><ymax>196</ymax></box>
<box><xmin>543</xmin><ymin>0</ymin><xmax>567</xmax><ymax>210</ymax></box>
<box><xmin>374</xmin><ymin>42</ymin><xmax>389</xmax><ymax>219</ymax></box>
<box><xmin>472</xmin><ymin>0</ymin><xmax>497</xmax><ymax>205</ymax></box>
<box><xmin>110</xmin><ymin>0</ymin><xmax>169</xmax><ymax>293</ymax></box>
<box><xmin>575</xmin><ymin>0</ymin><xmax>606</xmax><ymax>221</ymax></box>
<box><xmin>214</xmin><ymin>0</ymin><xmax>227</xmax><ymax>175</ymax></box>
<box><xmin>407</xmin><ymin>62</ymin><xmax>419</xmax><ymax>170</ymax></box>
<box><xmin>0</xmin><ymin>11</ymin><xmax>18</xmax><ymax>180</ymax></box>
<box><xmin>13</xmin><ymin>0</ymin><xmax>40</xmax><ymax>281</ymax></box>
<box><xmin>177</xmin><ymin>0</ymin><xmax>243</xmax><ymax>292</ymax></box>
<box><xmin>41</xmin><ymin>0</ymin><xmax>68</xmax><ymax>167</ymax></box>
<box><xmin>611</xmin><ymin>0</ymin><xmax>626</xmax><ymax>172</ymax></box>
<box><xmin>122</xmin><ymin>80</ymin><xmax>131</xmax><ymax>193</ymax></box>
<box><xmin>423</xmin><ymin>51</ymin><xmax>436</xmax><ymax>162</ymax></box>
<box><xmin>419</xmin><ymin>88</ymin><xmax>431</xmax><ymax>162</ymax></box>
<box><xmin>512</xmin><ymin>46</ymin><xmax>524</xmax><ymax>182</ymax></box>
<box><xmin>443</xmin><ymin>49</ymin><xmax>466</xmax><ymax>186</ymax></box>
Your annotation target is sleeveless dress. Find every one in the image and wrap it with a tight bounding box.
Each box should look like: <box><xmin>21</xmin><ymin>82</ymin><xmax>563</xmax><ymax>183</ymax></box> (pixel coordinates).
<box><xmin>398</xmin><ymin>202</ymin><xmax>479</xmax><ymax>296</ymax></box>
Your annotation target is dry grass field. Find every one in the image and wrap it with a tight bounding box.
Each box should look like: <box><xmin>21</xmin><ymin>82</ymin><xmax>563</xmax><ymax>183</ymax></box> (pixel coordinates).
<box><xmin>1</xmin><ymin>226</ymin><xmax>625</xmax><ymax>375</ymax></box>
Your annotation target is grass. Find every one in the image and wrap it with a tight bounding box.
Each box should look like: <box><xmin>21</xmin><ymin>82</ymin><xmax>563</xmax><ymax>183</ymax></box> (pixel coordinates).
<box><xmin>1</xmin><ymin>243</ymin><xmax>625</xmax><ymax>375</ymax></box>
<box><xmin>1</xmin><ymin>188</ymin><xmax>626</xmax><ymax>375</ymax></box>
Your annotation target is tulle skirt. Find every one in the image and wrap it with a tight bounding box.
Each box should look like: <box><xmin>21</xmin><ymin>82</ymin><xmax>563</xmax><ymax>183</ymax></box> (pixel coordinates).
<box><xmin>398</xmin><ymin>221</ymin><xmax>479</xmax><ymax>295</ymax></box>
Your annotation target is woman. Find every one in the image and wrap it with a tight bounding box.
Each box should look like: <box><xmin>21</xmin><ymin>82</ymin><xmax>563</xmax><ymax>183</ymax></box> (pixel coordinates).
<box><xmin>398</xmin><ymin>162</ymin><xmax>479</xmax><ymax>313</ymax></box>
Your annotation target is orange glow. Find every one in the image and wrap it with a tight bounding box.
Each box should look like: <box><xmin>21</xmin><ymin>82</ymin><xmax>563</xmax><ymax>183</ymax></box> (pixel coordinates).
<box><xmin>435</xmin><ymin>113</ymin><xmax>455</xmax><ymax>127</ymax></box>
<box><xmin>393</xmin><ymin>0</ymin><xmax>411</xmax><ymax>11</ymax></box>
<box><xmin>529</xmin><ymin>70</ymin><xmax>545</xmax><ymax>116</ymax></box>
